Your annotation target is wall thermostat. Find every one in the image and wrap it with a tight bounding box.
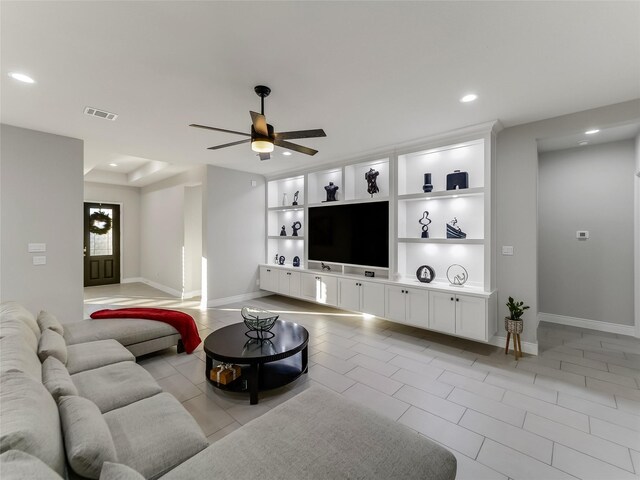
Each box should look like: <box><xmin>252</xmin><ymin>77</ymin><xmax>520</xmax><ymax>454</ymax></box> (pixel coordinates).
<box><xmin>576</xmin><ymin>230</ymin><xmax>589</xmax><ymax>240</ymax></box>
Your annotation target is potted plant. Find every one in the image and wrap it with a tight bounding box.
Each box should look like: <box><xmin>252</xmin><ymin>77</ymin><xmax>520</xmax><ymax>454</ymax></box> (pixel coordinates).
<box><xmin>505</xmin><ymin>296</ymin><xmax>529</xmax><ymax>334</ymax></box>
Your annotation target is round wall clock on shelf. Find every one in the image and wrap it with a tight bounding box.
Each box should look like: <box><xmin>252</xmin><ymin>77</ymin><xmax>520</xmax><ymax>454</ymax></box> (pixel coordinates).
<box><xmin>416</xmin><ymin>265</ymin><xmax>435</xmax><ymax>283</ymax></box>
<box><xmin>446</xmin><ymin>264</ymin><xmax>468</xmax><ymax>287</ymax></box>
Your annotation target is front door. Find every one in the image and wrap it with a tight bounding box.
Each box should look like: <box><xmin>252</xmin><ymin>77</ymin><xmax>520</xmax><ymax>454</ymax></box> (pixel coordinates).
<box><xmin>84</xmin><ymin>202</ymin><xmax>120</xmax><ymax>286</ymax></box>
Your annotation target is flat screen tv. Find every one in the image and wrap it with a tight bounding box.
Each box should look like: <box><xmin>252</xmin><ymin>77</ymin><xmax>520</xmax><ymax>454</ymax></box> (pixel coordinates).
<box><xmin>308</xmin><ymin>201</ymin><xmax>389</xmax><ymax>268</ymax></box>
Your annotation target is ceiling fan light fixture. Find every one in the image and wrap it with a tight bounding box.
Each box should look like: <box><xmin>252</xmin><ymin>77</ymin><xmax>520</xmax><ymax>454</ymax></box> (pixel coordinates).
<box><xmin>251</xmin><ymin>139</ymin><xmax>274</xmax><ymax>153</ymax></box>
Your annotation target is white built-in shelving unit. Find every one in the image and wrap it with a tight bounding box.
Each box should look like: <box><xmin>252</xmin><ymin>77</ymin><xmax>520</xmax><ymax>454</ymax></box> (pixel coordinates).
<box><xmin>261</xmin><ymin>121</ymin><xmax>501</xmax><ymax>344</ymax></box>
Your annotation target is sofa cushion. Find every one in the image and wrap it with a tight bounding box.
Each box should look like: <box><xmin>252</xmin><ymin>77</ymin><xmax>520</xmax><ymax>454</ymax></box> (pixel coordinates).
<box><xmin>161</xmin><ymin>386</ymin><xmax>457</xmax><ymax>480</ymax></box>
<box><xmin>0</xmin><ymin>450</ymin><xmax>63</xmax><ymax>479</ymax></box>
<box><xmin>37</xmin><ymin>310</ymin><xmax>65</xmax><ymax>335</ymax></box>
<box><xmin>37</xmin><ymin>329</ymin><xmax>68</xmax><ymax>364</ymax></box>
<box><xmin>0</xmin><ymin>302</ymin><xmax>40</xmax><ymax>340</ymax></box>
<box><xmin>0</xmin><ymin>335</ymin><xmax>42</xmax><ymax>381</ymax></box>
<box><xmin>0</xmin><ymin>316</ymin><xmax>38</xmax><ymax>351</ymax></box>
<box><xmin>59</xmin><ymin>396</ymin><xmax>118</xmax><ymax>479</ymax></box>
<box><xmin>104</xmin><ymin>392</ymin><xmax>207</xmax><ymax>479</ymax></box>
<box><xmin>71</xmin><ymin>361</ymin><xmax>162</xmax><ymax>413</ymax></box>
<box><xmin>0</xmin><ymin>372</ymin><xmax>66</xmax><ymax>476</ymax></box>
<box><xmin>66</xmin><ymin>339</ymin><xmax>135</xmax><ymax>375</ymax></box>
<box><xmin>99</xmin><ymin>462</ymin><xmax>145</xmax><ymax>480</ymax></box>
<box><xmin>42</xmin><ymin>356</ymin><xmax>78</xmax><ymax>402</ymax></box>
<box><xmin>64</xmin><ymin>318</ymin><xmax>178</xmax><ymax>347</ymax></box>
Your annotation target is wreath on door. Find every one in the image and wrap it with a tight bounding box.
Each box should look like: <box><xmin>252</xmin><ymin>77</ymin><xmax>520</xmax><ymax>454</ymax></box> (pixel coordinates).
<box><xmin>89</xmin><ymin>211</ymin><xmax>112</xmax><ymax>235</ymax></box>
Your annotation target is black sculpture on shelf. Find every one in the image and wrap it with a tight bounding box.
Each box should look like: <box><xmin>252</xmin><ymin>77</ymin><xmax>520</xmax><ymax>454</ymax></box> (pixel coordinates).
<box><xmin>365</xmin><ymin>168</ymin><xmax>380</xmax><ymax>197</ymax></box>
<box><xmin>292</xmin><ymin>191</ymin><xmax>299</xmax><ymax>206</ymax></box>
<box><xmin>446</xmin><ymin>170</ymin><xmax>469</xmax><ymax>190</ymax></box>
<box><xmin>291</xmin><ymin>221</ymin><xmax>302</xmax><ymax>236</ymax></box>
<box><xmin>274</xmin><ymin>253</ymin><xmax>279</xmax><ymax>264</ymax></box>
<box><xmin>293</xmin><ymin>256</ymin><xmax>300</xmax><ymax>267</ymax></box>
<box><xmin>416</xmin><ymin>265</ymin><xmax>435</xmax><ymax>283</ymax></box>
<box><xmin>419</xmin><ymin>211</ymin><xmax>432</xmax><ymax>238</ymax></box>
<box><xmin>422</xmin><ymin>173</ymin><xmax>433</xmax><ymax>193</ymax></box>
<box><xmin>278</xmin><ymin>255</ymin><xmax>285</xmax><ymax>265</ymax></box>
<box><xmin>280</xmin><ymin>225</ymin><xmax>287</xmax><ymax>236</ymax></box>
<box><xmin>446</xmin><ymin>217</ymin><xmax>467</xmax><ymax>239</ymax></box>
<box><xmin>324</xmin><ymin>182</ymin><xmax>339</xmax><ymax>202</ymax></box>
<box><xmin>321</xmin><ymin>262</ymin><xmax>331</xmax><ymax>271</ymax></box>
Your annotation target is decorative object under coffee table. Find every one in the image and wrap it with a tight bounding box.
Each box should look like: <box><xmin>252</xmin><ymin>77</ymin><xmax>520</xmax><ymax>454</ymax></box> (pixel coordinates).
<box><xmin>203</xmin><ymin>319</ymin><xmax>309</xmax><ymax>405</ymax></box>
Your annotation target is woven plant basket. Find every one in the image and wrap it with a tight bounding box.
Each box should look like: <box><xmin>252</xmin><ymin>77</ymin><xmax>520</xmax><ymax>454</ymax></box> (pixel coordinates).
<box><xmin>505</xmin><ymin>318</ymin><xmax>523</xmax><ymax>334</ymax></box>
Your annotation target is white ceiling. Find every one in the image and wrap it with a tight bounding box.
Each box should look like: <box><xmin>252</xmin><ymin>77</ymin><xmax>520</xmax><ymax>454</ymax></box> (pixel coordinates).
<box><xmin>537</xmin><ymin>123</ymin><xmax>640</xmax><ymax>153</ymax></box>
<box><xmin>2</xmin><ymin>1</ymin><xmax>639</xmax><ymax>183</ymax></box>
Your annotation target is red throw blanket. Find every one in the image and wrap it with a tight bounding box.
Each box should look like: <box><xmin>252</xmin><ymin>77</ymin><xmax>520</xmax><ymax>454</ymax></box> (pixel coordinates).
<box><xmin>90</xmin><ymin>308</ymin><xmax>202</xmax><ymax>354</ymax></box>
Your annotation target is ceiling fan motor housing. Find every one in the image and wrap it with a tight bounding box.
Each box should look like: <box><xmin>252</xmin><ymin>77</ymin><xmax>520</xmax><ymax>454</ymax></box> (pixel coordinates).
<box><xmin>251</xmin><ymin>124</ymin><xmax>275</xmax><ymax>142</ymax></box>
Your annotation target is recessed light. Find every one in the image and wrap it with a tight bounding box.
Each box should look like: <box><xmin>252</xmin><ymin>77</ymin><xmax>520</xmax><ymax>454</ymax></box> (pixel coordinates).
<box><xmin>109</xmin><ymin>163</ymin><xmax>118</xmax><ymax>167</ymax></box>
<box><xmin>8</xmin><ymin>72</ymin><xmax>35</xmax><ymax>84</ymax></box>
<box><xmin>585</xmin><ymin>129</ymin><xmax>600</xmax><ymax>135</ymax></box>
<box><xmin>460</xmin><ymin>94</ymin><xmax>478</xmax><ymax>103</ymax></box>
<box><xmin>578</xmin><ymin>141</ymin><xmax>589</xmax><ymax>146</ymax></box>
<box><xmin>282</xmin><ymin>151</ymin><xmax>292</xmax><ymax>156</ymax></box>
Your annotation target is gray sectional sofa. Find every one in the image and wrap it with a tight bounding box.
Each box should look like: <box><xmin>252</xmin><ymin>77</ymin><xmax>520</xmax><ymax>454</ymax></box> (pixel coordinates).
<box><xmin>0</xmin><ymin>301</ymin><xmax>457</xmax><ymax>480</ymax></box>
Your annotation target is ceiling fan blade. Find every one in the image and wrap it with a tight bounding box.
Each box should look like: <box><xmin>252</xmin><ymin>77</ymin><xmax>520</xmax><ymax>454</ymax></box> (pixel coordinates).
<box><xmin>189</xmin><ymin>124</ymin><xmax>251</xmax><ymax>137</ymax></box>
<box><xmin>250</xmin><ymin>111</ymin><xmax>268</xmax><ymax>137</ymax></box>
<box><xmin>274</xmin><ymin>129</ymin><xmax>326</xmax><ymax>140</ymax></box>
<box><xmin>259</xmin><ymin>153</ymin><xmax>270</xmax><ymax>161</ymax></box>
<box><xmin>274</xmin><ymin>139</ymin><xmax>318</xmax><ymax>156</ymax></box>
<box><xmin>207</xmin><ymin>139</ymin><xmax>251</xmax><ymax>150</ymax></box>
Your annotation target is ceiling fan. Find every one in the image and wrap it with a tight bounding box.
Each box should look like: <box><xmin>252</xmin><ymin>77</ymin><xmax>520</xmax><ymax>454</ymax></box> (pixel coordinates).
<box><xmin>190</xmin><ymin>85</ymin><xmax>326</xmax><ymax>161</ymax></box>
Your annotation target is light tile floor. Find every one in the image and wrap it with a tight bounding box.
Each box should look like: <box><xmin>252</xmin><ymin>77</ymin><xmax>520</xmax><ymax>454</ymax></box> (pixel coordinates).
<box><xmin>85</xmin><ymin>284</ymin><xmax>640</xmax><ymax>480</ymax></box>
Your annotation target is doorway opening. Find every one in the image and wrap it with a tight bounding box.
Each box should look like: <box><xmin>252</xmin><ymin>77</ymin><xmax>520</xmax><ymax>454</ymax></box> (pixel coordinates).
<box><xmin>84</xmin><ymin>202</ymin><xmax>120</xmax><ymax>286</ymax></box>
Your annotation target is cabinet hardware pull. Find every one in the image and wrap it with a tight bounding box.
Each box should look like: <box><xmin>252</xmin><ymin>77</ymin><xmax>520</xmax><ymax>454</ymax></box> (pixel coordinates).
<box><xmin>456</xmin><ymin>298</ymin><xmax>459</xmax><ymax>301</ymax></box>
<box><xmin>451</xmin><ymin>297</ymin><xmax>454</xmax><ymax>301</ymax></box>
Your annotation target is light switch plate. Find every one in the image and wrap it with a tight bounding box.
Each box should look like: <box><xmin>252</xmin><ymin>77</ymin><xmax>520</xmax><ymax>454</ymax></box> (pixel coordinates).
<box><xmin>33</xmin><ymin>256</ymin><xmax>46</xmax><ymax>265</ymax></box>
<box><xmin>576</xmin><ymin>230</ymin><xmax>589</xmax><ymax>240</ymax></box>
<box><xmin>502</xmin><ymin>246</ymin><xmax>514</xmax><ymax>256</ymax></box>
<box><xmin>28</xmin><ymin>243</ymin><xmax>46</xmax><ymax>253</ymax></box>
<box><xmin>251</xmin><ymin>180</ymin><xmax>257</xmax><ymax>187</ymax></box>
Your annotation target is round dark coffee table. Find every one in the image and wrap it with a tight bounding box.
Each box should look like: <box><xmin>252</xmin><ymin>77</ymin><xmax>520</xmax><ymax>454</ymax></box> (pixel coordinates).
<box><xmin>203</xmin><ymin>320</ymin><xmax>309</xmax><ymax>404</ymax></box>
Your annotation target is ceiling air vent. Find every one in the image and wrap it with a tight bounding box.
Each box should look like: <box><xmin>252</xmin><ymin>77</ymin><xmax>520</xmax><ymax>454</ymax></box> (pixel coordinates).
<box><xmin>84</xmin><ymin>106</ymin><xmax>118</xmax><ymax>121</ymax></box>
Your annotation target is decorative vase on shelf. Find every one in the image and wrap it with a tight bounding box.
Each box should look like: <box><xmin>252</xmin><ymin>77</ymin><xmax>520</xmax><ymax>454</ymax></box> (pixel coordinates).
<box><xmin>446</xmin><ymin>170</ymin><xmax>469</xmax><ymax>190</ymax></box>
<box><xmin>422</xmin><ymin>173</ymin><xmax>433</xmax><ymax>193</ymax></box>
<box><xmin>282</xmin><ymin>193</ymin><xmax>288</xmax><ymax>206</ymax></box>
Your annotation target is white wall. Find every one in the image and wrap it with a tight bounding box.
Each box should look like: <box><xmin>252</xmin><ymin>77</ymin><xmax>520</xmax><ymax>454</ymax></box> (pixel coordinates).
<box><xmin>204</xmin><ymin>165</ymin><xmax>265</xmax><ymax>304</ymax></box>
<box><xmin>635</xmin><ymin>134</ymin><xmax>640</xmax><ymax>336</ymax></box>
<box><xmin>183</xmin><ymin>185</ymin><xmax>202</xmax><ymax>297</ymax></box>
<box><xmin>84</xmin><ymin>182</ymin><xmax>141</xmax><ymax>280</ymax></box>
<box><xmin>539</xmin><ymin>140</ymin><xmax>635</xmax><ymax>326</ymax></box>
<box><xmin>139</xmin><ymin>167</ymin><xmax>205</xmax><ymax>296</ymax></box>
<box><xmin>496</xmin><ymin>99</ymin><xmax>640</xmax><ymax>344</ymax></box>
<box><xmin>0</xmin><ymin>124</ymin><xmax>84</xmax><ymax>322</ymax></box>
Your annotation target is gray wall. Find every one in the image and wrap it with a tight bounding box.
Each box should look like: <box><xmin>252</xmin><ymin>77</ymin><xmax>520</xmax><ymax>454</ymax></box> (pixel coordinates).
<box><xmin>0</xmin><ymin>124</ymin><xmax>84</xmax><ymax>322</ymax></box>
<box><xmin>539</xmin><ymin>141</ymin><xmax>635</xmax><ymax>325</ymax></box>
<box><xmin>496</xmin><ymin>99</ymin><xmax>640</xmax><ymax>344</ymax></box>
<box><xmin>84</xmin><ymin>182</ymin><xmax>141</xmax><ymax>280</ymax></box>
<box><xmin>183</xmin><ymin>185</ymin><xmax>202</xmax><ymax>296</ymax></box>
<box><xmin>204</xmin><ymin>165</ymin><xmax>265</xmax><ymax>304</ymax></box>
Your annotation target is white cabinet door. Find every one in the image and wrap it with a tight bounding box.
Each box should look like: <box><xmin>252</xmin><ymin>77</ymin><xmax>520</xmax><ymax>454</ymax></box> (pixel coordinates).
<box><xmin>455</xmin><ymin>295</ymin><xmax>487</xmax><ymax>341</ymax></box>
<box><xmin>428</xmin><ymin>291</ymin><xmax>456</xmax><ymax>334</ymax></box>
<box><xmin>318</xmin><ymin>275</ymin><xmax>338</xmax><ymax>306</ymax></box>
<box><xmin>338</xmin><ymin>279</ymin><xmax>361</xmax><ymax>312</ymax></box>
<box><xmin>278</xmin><ymin>270</ymin><xmax>291</xmax><ymax>295</ymax></box>
<box><xmin>289</xmin><ymin>271</ymin><xmax>301</xmax><ymax>297</ymax></box>
<box><xmin>259</xmin><ymin>267</ymin><xmax>278</xmax><ymax>292</ymax></box>
<box><xmin>385</xmin><ymin>286</ymin><xmax>407</xmax><ymax>323</ymax></box>
<box><xmin>300</xmin><ymin>273</ymin><xmax>317</xmax><ymax>301</ymax></box>
<box><xmin>361</xmin><ymin>281</ymin><xmax>385</xmax><ymax>317</ymax></box>
<box><xmin>405</xmin><ymin>287</ymin><xmax>429</xmax><ymax>328</ymax></box>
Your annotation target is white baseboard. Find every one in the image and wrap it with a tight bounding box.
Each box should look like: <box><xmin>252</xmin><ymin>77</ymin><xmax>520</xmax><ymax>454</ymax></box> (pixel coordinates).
<box><xmin>182</xmin><ymin>290</ymin><xmax>201</xmax><ymax>299</ymax></box>
<box><xmin>121</xmin><ymin>277</ymin><xmax>144</xmax><ymax>284</ymax></box>
<box><xmin>488</xmin><ymin>335</ymin><xmax>538</xmax><ymax>356</ymax></box>
<box><xmin>138</xmin><ymin>278</ymin><xmax>183</xmax><ymax>298</ymax></box>
<box><xmin>538</xmin><ymin>312</ymin><xmax>636</xmax><ymax>337</ymax></box>
<box><xmin>207</xmin><ymin>291</ymin><xmax>272</xmax><ymax>307</ymax></box>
